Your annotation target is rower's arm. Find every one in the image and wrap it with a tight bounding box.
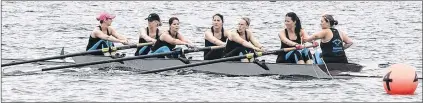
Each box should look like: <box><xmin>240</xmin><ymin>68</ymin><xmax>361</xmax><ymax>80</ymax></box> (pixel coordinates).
<box><xmin>176</xmin><ymin>33</ymin><xmax>193</xmax><ymax>45</ymax></box>
<box><xmin>110</xmin><ymin>27</ymin><xmax>128</xmax><ymax>41</ymax></box>
<box><xmin>247</xmin><ymin>30</ymin><xmax>263</xmax><ymax>48</ymax></box>
<box><xmin>301</xmin><ymin>29</ymin><xmax>311</xmax><ymax>44</ymax></box>
<box><xmin>228</xmin><ymin>31</ymin><xmax>259</xmax><ymax>50</ymax></box>
<box><xmin>139</xmin><ymin>27</ymin><xmax>156</xmax><ymax>42</ymax></box>
<box><xmin>93</xmin><ymin>30</ymin><xmax>122</xmax><ymax>43</ymax></box>
<box><xmin>341</xmin><ymin>31</ymin><xmax>353</xmax><ymax>49</ymax></box>
<box><xmin>304</xmin><ymin>30</ymin><xmax>327</xmax><ymax>42</ymax></box>
<box><xmin>204</xmin><ymin>30</ymin><xmax>225</xmax><ymax>46</ymax></box>
<box><xmin>160</xmin><ymin>32</ymin><xmax>188</xmax><ymax>45</ymax></box>
<box><xmin>279</xmin><ymin>29</ymin><xmax>299</xmax><ymax>46</ymax></box>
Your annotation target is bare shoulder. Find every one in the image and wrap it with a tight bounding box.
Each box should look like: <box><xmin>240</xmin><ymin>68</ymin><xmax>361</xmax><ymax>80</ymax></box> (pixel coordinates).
<box><xmin>339</xmin><ymin>29</ymin><xmax>350</xmax><ymax>39</ymax></box>
<box><xmin>161</xmin><ymin>30</ymin><xmax>169</xmax><ymax>36</ymax></box>
<box><xmin>339</xmin><ymin>29</ymin><xmax>348</xmax><ymax>35</ymax></box>
<box><xmin>246</xmin><ymin>29</ymin><xmax>253</xmax><ymax>34</ymax></box>
<box><xmin>158</xmin><ymin>30</ymin><xmax>169</xmax><ymax>39</ymax></box>
<box><xmin>279</xmin><ymin>28</ymin><xmax>286</xmax><ymax>35</ymax></box>
<box><xmin>229</xmin><ymin>29</ymin><xmax>238</xmax><ymax>34</ymax></box>
<box><xmin>323</xmin><ymin>29</ymin><xmax>331</xmax><ymax>34</ymax></box>
<box><xmin>205</xmin><ymin>29</ymin><xmax>212</xmax><ymax>34</ymax></box>
<box><xmin>157</xmin><ymin>28</ymin><xmax>164</xmax><ymax>34</ymax></box>
<box><xmin>227</xmin><ymin>30</ymin><xmax>237</xmax><ymax>38</ymax></box>
<box><xmin>92</xmin><ymin>26</ymin><xmax>100</xmax><ymax>32</ymax></box>
<box><xmin>138</xmin><ymin>27</ymin><xmax>146</xmax><ymax>33</ymax></box>
<box><xmin>139</xmin><ymin>26</ymin><xmax>146</xmax><ymax>31</ymax></box>
<box><xmin>280</xmin><ymin>27</ymin><xmax>287</xmax><ymax>33</ymax></box>
<box><xmin>223</xmin><ymin>29</ymin><xmax>231</xmax><ymax>37</ymax></box>
<box><xmin>107</xmin><ymin>26</ymin><xmax>116</xmax><ymax>32</ymax></box>
<box><xmin>300</xmin><ymin>28</ymin><xmax>307</xmax><ymax>33</ymax></box>
<box><xmin>91</xmin><ymin>27</ymin><xmax>103</xmax><ymax>38</ymax></box>
<box><xmin>246</xmin><ymin>29</ymin><xmax>255</xmax><ymax>39</ymax></box>
<box><xmin>92</xmin><ymin>27</ymin><xmax>101</xmax><ymax>34</ymax></box>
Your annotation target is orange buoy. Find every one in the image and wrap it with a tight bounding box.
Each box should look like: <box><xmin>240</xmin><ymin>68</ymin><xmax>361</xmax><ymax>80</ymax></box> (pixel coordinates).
<box><xmin>383</xmin><ymin>63</ymin><xmax>418</xmax><ymax>95</ymax></box>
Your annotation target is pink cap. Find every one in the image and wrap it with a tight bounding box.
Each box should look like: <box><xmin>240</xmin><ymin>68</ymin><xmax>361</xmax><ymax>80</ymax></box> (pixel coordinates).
<box><xmin>96</xmin><ymin>12</ymin><xmax>115</xmax><ymax>21</ymax></box>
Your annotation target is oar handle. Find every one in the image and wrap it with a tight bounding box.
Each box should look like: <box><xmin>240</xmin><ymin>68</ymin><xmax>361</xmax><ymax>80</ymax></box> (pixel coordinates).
<box><xmin>184</xmin><ymin>45</ymin><xmax>225</xmax><ymax>53</ymax></box>
<box><xmin>103</xmin><ymin>42</ymin><xmax>153</xmax><ymax>52</ymax></box>
<box><xmin>259</xmin><ymin>44</ymin><xmax>316</xmax><ymax>56</ymax></box>
<box><xmin>203</xmin><ymin>45</ymin><xmax>227</xmax><ymax>59</ymax></box>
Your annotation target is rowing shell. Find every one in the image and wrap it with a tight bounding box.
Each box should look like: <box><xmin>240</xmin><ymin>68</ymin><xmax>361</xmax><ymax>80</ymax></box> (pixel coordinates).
<box><xmin>72</xmin><ymin>55</ymin><xmax>363</xmax><ymax>78</ymax></box>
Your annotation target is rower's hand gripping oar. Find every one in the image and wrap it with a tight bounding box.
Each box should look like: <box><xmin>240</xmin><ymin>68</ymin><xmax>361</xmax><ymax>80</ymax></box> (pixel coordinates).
<box><xmin>41</xmin><ymin>45</ymin><xmax>225</xmax><ymax>71</ymax></box>
<box><xmin>1</xmin><ymin>42</ymin><xmax>153</xmax><ymax>67</ymax></box>
<box><xmin>139</xmin><ymin>44</ymin><xmax>317</xmax><ymax>74</ymax></box>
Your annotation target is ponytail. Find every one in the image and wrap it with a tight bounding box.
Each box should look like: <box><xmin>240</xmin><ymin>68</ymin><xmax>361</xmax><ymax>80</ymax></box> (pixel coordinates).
<box><xmin>286</xmin><ymin>12</ymin><xmax>302</xmax><ymax>37</ymax></box>
<box><xmin>294</xmin><ymin>16</ymin><xmax>302</xmax><ymax>36</ymax></box>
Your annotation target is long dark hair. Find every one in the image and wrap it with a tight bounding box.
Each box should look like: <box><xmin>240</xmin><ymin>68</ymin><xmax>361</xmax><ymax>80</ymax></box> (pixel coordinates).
<box><xmin>286</xmin><ymin>12</ymin><xmax>302</xmax><ymax>36</ymax></box>
<box><xmin>212</xmin><ymin>14</ymin><xmax>225</xmax><ymax>34</ymax></box>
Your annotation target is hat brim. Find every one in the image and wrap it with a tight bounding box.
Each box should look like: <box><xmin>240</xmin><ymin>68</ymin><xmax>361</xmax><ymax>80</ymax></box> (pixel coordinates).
<box><xmin>109</xmin><ymin>15</ymin><xmax>116</xmax><ymax>19</ymax></box>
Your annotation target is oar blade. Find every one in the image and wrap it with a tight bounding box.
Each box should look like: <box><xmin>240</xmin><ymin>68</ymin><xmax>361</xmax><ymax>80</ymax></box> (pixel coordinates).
<box><xmin>1</xmin><ymin>43</ymin><xmax>153</xmax><ymax>67</ymax></box>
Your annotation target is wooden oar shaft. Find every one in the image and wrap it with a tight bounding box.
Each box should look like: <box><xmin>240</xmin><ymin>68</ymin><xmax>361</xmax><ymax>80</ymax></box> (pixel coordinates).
<box><xmin>41</xmin><ymin>45</ymin><xmax>224</xmax><ymax>71</ymax></box>
<box><xmin>140</xmin><ymin>47</ymin><xmax>299</xmax><ymax>74</ymax></box>
<box><xmin>1</xmin><ymin>43</ymin><xmax>153</xmax><ymax>67</ymax></box>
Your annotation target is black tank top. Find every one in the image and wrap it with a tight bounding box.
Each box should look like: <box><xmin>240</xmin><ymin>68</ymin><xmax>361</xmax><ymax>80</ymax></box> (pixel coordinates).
<box><xmin>204</xmin><ymin>26</ymin><xmax>227</xmax><ymax>60</ymax></box>
<box><xmin>139</xmin><ymin>27</ymin><xmax>159</xmax><ymax>44</ymax></box>
<box><xmin>320</xmin><ymin>28</ymin><xmax>347</xmax><ymax>58</ymax></box>
<box><xmin>205</xmin><ymin>26</ymin><xmax>227</xmax><ymax>47</ymax></box>
<box><xmin>280</xmin><ymin>29</ymin><xmax>301</xmax><ymax>49</ymax></box>
<box><xmin>135</xmin><ymin>27</ymin><xmax>159</xmax><ymax>55</ymax></box>
<box><xmin>224</xmin><ymin>30</ymin><xmax>249</xmax><ymax>54</ymax></box>
<box><xmin>151</xmin><ymin>30</ymin><xmax>178</xmax><ymax>52</ymax></box>
<box><xmin>86</xmin><ymin>26</ymin><xmax>112</xmax><ymax>51</ymax></box>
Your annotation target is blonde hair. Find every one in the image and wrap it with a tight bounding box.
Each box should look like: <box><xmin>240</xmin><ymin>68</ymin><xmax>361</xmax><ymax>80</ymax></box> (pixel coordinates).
<box><xmin>241</xmin><ymin>17</ymin><xmax>251</xmax><ymax>26</ymax></box>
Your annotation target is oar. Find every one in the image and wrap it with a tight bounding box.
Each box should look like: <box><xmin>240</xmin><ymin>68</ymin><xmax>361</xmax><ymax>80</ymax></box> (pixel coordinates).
<box><xmin>139</xmin><ymin>45</ymin><xmax>315</xmax><ymax>74</ymax></box>
<box><xmin>1</xmin><ymin>42</ymin><xmax>153</xmax><ymax>67</ymax></box>
<box><xmin>41</xmin><ymin>45</ymin><xmax>225</xmax><ymax>71</ymax></box>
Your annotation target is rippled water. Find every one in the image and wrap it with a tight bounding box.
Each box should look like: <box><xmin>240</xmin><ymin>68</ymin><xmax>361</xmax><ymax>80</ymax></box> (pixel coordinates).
<box><xmin>1</xmin><ymin>1</ymin><xmax>422</xmax><ymax>102</ymax></box>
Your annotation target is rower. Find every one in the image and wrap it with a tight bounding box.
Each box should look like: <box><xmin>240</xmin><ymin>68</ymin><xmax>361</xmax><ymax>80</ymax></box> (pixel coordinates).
<box><xmin>223</xmin><ymin>17</ymin><xmax>265</xmax><ymax>62</ymax></box>
<box><xmin>204</xmin><ymin>13</ymin><xmax>229</xmax><ymax>60</ymax></box>
<box><xmin>86</xmin><ymin>12</ymin><xmax>129</xmax><ymax>56</ymax></box>
<box><xmin>134</xmin><ymin>13</ymin><xmax>162</xmax><ymax>56</ymax></box>
<box><xmin>304</xmin><ymin>14</ymin><xmax>353</xmax><ymax>64</ymax></box>
<box><xmin>149</xmin><ymin>17</ymin><xmax>195</xmax><ymax>58</ymax></box>
<box><xmin>277</xmin><ymin>12</ymin><xmax>315</xmax><ymax>64</ymax></box>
